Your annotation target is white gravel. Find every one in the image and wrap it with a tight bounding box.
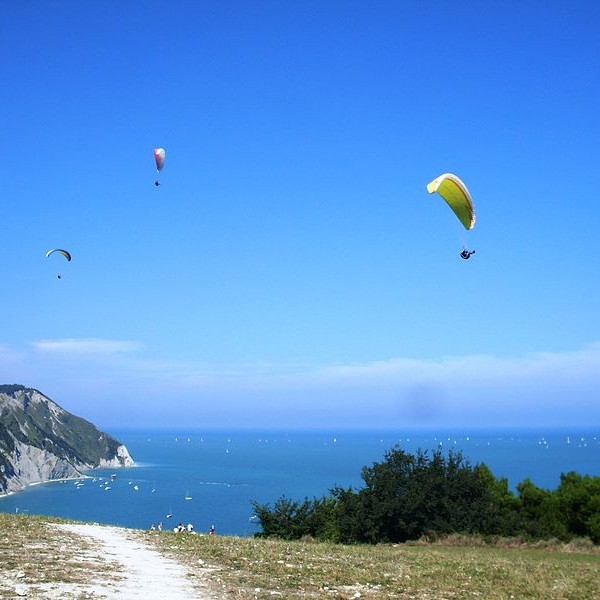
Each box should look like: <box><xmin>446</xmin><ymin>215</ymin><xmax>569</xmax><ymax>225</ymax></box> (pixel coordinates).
<box><xmin>54</xmin><ymin>523</ymin><xmax>214</xmax><ymax>599</ymax></box>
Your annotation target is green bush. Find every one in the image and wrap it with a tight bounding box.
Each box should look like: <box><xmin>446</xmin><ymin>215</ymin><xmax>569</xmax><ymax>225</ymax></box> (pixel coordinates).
<box><xmin>252</xmin><ymin>446</ymin><xmax>600</xmax><ymax>545</ymax></box>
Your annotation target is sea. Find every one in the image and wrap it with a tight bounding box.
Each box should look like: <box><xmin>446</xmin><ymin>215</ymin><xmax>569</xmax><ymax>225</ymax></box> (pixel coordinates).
<box><xmin>1</xmin><ymin>429</ymin><xmax>599</xmax><ymax>536</ymax></box>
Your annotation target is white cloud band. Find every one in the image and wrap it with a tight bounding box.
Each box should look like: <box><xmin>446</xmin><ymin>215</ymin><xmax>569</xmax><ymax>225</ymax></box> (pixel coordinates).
<box><xmin>31</xmin><ymin>338</ymin><xmax>142</xmax><ymax>355</ymax></box>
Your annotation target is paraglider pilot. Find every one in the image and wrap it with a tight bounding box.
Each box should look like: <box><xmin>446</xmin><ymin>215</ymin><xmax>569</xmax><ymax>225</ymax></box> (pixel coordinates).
<box><xmin>460</xmin><ymin>249</ymin><xmax>475</xmax><ymax>260</ymax></box>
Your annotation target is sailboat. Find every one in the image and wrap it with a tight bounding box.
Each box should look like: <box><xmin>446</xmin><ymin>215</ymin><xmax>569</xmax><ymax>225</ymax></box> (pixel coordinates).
<box><xmin>184</xmin><ymin>491</ymin><xmax>192</xmax><ymax>500</ymax></box>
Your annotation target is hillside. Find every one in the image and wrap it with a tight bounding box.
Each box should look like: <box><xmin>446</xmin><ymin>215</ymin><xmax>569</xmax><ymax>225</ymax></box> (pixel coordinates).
<box><xmin>0</xmin><ymin>384</ymin><xmax>133</xmax><ymax>495</ymax></box>
<box><xmin>1</xmin><ymin>513</ymin><xmax>599</xmax><ymax>599</ymax></box>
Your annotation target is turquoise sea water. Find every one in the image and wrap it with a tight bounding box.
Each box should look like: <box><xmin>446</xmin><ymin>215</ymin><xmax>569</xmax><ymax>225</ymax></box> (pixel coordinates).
<box><xmin>1</xmin><ymin>429</ymin><xmax>599</xmax><ymax>536</ymax></box>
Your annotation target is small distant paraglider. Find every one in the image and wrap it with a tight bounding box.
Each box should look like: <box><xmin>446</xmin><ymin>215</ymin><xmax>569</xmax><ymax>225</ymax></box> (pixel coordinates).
<box><xmin>426</xmin><ymin>173</ymin><xmax>476</xmax><ymax>259</ymax></box>
<box><xmin>153</xmin><ymin>147</ymin><xmax>165</xmax><ymax>186</ymax></box>
<box><xmin>46</xmin><ymin>249</ymin><xmax>72</xmax><ymax>262</ymax></box>
<box><xmin>46</xmin><ymin>248</ymin><xmax>72</xmax><ymax>279</ymax></box>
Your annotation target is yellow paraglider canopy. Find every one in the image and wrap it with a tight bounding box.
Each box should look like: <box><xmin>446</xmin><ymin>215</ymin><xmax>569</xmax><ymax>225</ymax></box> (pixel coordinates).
<box><xmin>426</xmin><ymin>173</ymin><xmax>475</xmax><ymax>230</ymax></box>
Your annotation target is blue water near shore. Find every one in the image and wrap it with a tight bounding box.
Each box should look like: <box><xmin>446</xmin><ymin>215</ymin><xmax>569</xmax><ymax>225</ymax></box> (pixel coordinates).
<box><xmin>1</xmin><ymin>429</ymin><xmax>599</xmax><ymax>536</ymax></box>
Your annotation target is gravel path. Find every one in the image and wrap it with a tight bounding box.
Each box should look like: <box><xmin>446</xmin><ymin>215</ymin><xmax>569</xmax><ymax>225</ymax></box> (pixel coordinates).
<box><xmin>54</xmin><ymin>523</ymin><xmax>213</xmax><ymax>599</ymax></box>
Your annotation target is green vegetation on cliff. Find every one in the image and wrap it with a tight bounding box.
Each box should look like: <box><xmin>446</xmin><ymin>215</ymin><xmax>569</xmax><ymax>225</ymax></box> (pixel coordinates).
<box><xmin>0</xmin><ymin>384</ymin><xmax>121</xmax><ymax>465</ymax></box>
<box><xmin>0</xmin><ymin>384</ymin><xmax>132</xmax><ymax>494</ymax></box>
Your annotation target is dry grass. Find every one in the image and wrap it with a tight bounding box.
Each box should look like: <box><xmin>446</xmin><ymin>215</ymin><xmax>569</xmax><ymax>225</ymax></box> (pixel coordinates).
<box><xmin>0</xmin><ymin>513</ymin><xmax>124</xmax><ymax>598</ymax></box>
<box><xmin>1</xmin><ymin>513</ymin><xmax>599</xmax><ymax>599</ymax></box>
<box><xmin>146</xmin><ymin>530</ymin><xmax>600</xmax><ymax>600</ymax></box>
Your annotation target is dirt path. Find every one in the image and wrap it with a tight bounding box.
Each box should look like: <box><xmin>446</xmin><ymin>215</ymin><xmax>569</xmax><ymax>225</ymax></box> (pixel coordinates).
<box><xmin>52</xmin><ymin>523</ymin><xmax>214</xmax><ymax>599</ymax></box>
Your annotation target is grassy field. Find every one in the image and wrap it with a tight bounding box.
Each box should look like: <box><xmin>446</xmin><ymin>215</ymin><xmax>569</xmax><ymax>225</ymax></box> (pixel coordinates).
<box><xmin>146</xmin><ymin>530</ymin><xmax>600</xmax><ymax>599</ymax></box>
<box><xmin>0</xmin><ymin>513</ymin><xmax>125</xmax><ymax>598</ymax></box>
<box><xmin>1</xmin><ymin>513</ymin><xmax>600</xmax><ymax>599</ymax></box>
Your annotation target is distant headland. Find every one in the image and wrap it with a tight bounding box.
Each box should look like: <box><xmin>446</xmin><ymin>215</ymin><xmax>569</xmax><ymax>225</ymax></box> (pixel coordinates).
<box><xmin>0</xmin><ymin>384</ymin><xmax>133</xmax><ymax>496</ymax></box>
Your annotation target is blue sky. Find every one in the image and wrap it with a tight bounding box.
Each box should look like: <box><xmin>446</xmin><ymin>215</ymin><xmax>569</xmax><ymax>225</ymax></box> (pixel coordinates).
<box><xmin>1</xmin><ymin>1</ymin><xmax>599</xmax><ymax>430</ymax></box>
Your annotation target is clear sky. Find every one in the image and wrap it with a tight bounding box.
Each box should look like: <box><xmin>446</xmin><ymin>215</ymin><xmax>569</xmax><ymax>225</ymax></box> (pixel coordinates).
<box><xmin>1</xmin><ymin>1</ymin><xmax>599</xmax><ymax>430</ymax></box>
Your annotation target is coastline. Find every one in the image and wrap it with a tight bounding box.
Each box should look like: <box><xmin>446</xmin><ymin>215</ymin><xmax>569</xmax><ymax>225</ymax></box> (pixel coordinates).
<box><xmin>0</xmin><ymin>464</ymin><xmax>137</xmax><ymax>499</ymax></box>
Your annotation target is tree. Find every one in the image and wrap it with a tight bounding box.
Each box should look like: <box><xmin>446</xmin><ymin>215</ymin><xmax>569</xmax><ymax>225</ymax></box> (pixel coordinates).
<box><xmin>473</xmin><ymin>464</ymin><xmax>521</xmax><ymax>535</ymax></box>
<box><xmin>556</xmin><ymin>472</ymin><xmax>600</xmax><ymax>542</ymax></box>
<box><xmin>516</xmin><ymin>478</ymin><xmax>568</xmax><ymax>540</ymax></box>
<box><xmin>251</xmin><ymin>447</ymin><xmax>600</xmax><ymax>545</ymax></box>
<box><xmin>252</xmin><ymin>496</ymin><xmax>338</xmax><ymax>541</ymax></box>
<box><xmin>344</xmin><ymin>446</ymin><xmax>506</xmax><ymax>543</ymax></box>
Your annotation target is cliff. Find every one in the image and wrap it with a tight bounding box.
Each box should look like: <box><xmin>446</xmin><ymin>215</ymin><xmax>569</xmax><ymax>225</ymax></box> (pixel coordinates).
<box><xmin>0</xmin><ymin>384</ymin><xmax>134</xmax><ymax>495</ymax></box>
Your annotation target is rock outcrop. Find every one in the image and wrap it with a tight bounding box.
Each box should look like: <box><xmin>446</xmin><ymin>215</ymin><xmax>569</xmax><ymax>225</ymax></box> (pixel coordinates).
<box><xmin>0</xmin><ymin>384</ymin><xmax>134</xmax><ymax>495</ymax></box>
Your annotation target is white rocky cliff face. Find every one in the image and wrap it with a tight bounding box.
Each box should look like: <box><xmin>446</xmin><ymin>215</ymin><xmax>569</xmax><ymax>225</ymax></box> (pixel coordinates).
<box><xmin>0</xmin><ymin>385</ymin><xmax>135</xmax><ymax>495</ymax></box>
<box><xmin>99</xmin><ymin>444</ymin><xmax>134</xmax><ymax>468</ymax></box>
<box><xmin>2</xmin><ymin>441</ymin><xmax>83</xmax><ymax>493</ymax></box>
